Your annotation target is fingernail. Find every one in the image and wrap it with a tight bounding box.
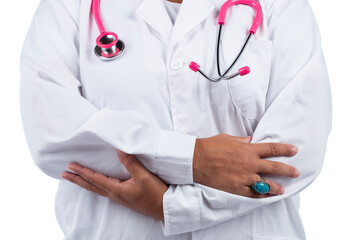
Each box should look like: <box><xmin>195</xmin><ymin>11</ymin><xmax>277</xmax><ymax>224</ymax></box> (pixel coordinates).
<box><xmin>292</xmin><ymin>146</ymin><xmax>298</xmax><ymax>154</ymax></box>
<box><xmin>279</xmin><ymin>187</ymin><xmax>285</xmax><ymax>195</ymax></box>
<box><xmin>294</xmin><ymin>169</ymin><xmax>300</xmax><ymax>178</ymax></box>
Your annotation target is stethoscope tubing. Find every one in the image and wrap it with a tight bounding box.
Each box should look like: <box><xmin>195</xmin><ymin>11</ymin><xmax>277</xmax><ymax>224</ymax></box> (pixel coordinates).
<box><xmin>92</xmin><ymin>0</ymin><xmax>263</xmax><ymax>82</ymax></box>
<box><xmin>93</xmin><ymin>0</ymin><xmax>106</xmax><ymax>33</ymax></box>
<box><xmin>198</xmin><ymin>24</ymin><xmax>253</xmax><ymax>82</ymax></box>
<box><xmin>93</xmin><ymin>0</ymin><xmax>125</xmax><ymax>60</ymax></box>
<box><xmin>218</xmin><ymin>27</ymin><xmax>253</xmax><ymax>78</ymax></box>
<box><xmin>189</xmin><ymin>0</ymin><xmax>263</xmax><ymax>82</ymax></box>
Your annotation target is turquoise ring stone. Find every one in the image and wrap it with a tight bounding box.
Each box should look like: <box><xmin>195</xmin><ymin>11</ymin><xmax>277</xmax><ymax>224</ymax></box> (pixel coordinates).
<box><xmin>252</xmin><ymin>177</ymin><xmax>270</xmax><ymax>194</ymax></box>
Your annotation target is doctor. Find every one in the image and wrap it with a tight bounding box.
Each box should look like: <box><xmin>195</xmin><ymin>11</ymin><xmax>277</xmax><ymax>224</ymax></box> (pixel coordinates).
<box><xmin>20</xmin><ymin>0</ymin><xmax>332</xmax><ymax>239</ymax></box>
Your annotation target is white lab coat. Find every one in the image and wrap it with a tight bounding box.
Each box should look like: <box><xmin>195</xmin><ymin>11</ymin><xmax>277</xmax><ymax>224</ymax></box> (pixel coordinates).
<box><xmin>20</xmin><ymin>0</ymin><xmax>332</xmax><ymax>239</ymax></box>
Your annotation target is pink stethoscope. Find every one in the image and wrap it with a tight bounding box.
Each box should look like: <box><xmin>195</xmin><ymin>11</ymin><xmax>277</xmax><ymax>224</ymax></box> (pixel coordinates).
<box><xmin>93</xmin><ymin>0</ymin><xmax>263</xmax><ymax>82</ymax></box>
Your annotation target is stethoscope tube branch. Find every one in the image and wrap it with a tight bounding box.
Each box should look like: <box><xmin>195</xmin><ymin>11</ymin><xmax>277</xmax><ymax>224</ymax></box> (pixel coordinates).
<box><xmin>198</xmin><ymin>69</ymin><xmax>221</xmax><ymax>82</ymax></box>
<box><xmin>216</xmin><ymin>24</ymin><xmax>223</xmax><ymax>77</ymax></box>
<box><xmin>218</xmin><ymin>31</ymin><xmax>253</xmax><ymax>79</ymax></box>
<box><xmin>197</xmin><ymin>25</ymin><xmax>253</xmax><ymax>82</ymax></box>
<box><xmin>198</xmin><ymin>68</ymin><xmax>240</xmax><ymax>82</ymax></box>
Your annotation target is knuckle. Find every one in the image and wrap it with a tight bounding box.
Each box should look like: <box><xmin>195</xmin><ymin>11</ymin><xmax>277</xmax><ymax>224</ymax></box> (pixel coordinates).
<box><xmin>85</xmin><ymin>184</ymin><xmax>95</xmax><ymax>193</ymax></box>
<box><xmin>88</xmin><ymin>172</ymin><xmax>97</xmax><ymax>185</ymax></box>
<box><xmin>272</xmin><ymin>161</ymin><xmax>281</xmax><ymax>173</ymax></box>
<box><xmin>231</xmin><ymin>179</ymin><xmax>243</xmax><ymax>191</ymax></box>
<box><xmin>94</xmin><ymin>172</ymin><xmax>101</xmax><ymax>179</ymax></box>
<box><xmin>89</xmin><ymin>179</ymin><xmax>96</xmax><ymax>185</ymax></box>
<box><xmin>219</xmin><ymin>133</ymin><xmax>230</xmax><ymax>139</ymax></box>
<box><xmin>269</xmin><ymin>143</ymin><xmax>279</xmax><ymax>156</ymax></box>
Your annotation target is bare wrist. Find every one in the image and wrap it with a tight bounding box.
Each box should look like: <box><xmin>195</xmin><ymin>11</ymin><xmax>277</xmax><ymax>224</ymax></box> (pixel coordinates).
<box><xmin>193</xmin><ymin>138</ymin><xmax>205</xmax><ymax>183</ymax></box>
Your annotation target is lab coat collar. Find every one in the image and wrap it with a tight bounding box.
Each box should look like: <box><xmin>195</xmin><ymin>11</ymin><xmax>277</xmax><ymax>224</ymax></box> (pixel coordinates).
<box><xmin>136</xmin><ymin>0</ymin><xmax>173</xmax><ymax>40</ymax></box>
<box><xmin>171</xmin><ymin>0</ymin><xmax>215</xmax><ymax>43</ymax></box>
<box><xmin>136</xmin><ymin>0</ymin><xmax>215</xmax><ymax>43</ymax></box>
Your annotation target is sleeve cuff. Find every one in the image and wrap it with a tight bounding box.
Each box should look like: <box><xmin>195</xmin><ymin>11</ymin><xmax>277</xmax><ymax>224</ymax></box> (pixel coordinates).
<box><xmin>161</xmin><ymin>185</ymin><xmax>201</xmax><ymax>236</ymax></box>
<box><xmin>155</xmin><ymin>130</ymin><xmax>197</xmax><ymax>184</ymax></box>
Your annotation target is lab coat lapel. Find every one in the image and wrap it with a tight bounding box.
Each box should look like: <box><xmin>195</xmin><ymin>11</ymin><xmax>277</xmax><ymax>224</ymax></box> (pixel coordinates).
<box><xmin>170</xmin><ymin>0</ymin><xmax>215</xmax><ymax>44</ymax></box>
<box><xmin>136</xmin><ymin>0</ymin><xmax>173</xmax><ymax>40</ymax></box>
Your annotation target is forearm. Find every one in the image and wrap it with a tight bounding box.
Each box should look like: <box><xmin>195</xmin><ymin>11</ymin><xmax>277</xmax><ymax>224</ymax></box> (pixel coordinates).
<box><xmin>162</xmin><ymin>0</ymin><xmax>332</xmax><ymax>233</ymax></box>
<box><xmin>20</xmin><ymin>0</ymin><xmax>196</xmax><ymax>183</ymax></box>
<box><xmin>163</xmin><ymin>91</ymin><xmax>331</xmax><ymax>235</ymax></box>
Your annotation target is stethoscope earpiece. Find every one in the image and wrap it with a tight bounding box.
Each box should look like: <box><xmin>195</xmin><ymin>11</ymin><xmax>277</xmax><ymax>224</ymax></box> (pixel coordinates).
<box><xmin>94</xmin><ymin>32</ymin><xmax>125</xmax><ymax>60</ymax></box>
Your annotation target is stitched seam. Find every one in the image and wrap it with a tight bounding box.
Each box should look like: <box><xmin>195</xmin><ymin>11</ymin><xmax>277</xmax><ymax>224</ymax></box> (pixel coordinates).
<box><xmin>187</xmin><ymin>136</ymin><xmax>196</xmax><ymax>183</ymax></box>
<box><xmin>154</xmin><ymin>131</ymin><xmax>163</xmax><ymax>177</ymax></box>
<box><xmin>195</xmin><ymin>187</ymin><xmax>202</xmax><ymax>228</ymax></box>
<box><xmin>167</xmin><ymin>193</ymin><xmax>172</xmax><ymax>234</ymax></box>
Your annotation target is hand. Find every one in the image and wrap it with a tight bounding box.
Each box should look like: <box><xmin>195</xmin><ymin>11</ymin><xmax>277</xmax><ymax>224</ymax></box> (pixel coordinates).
<box><xmin>62</xmin><ymin>150</ymin><xmax>168</xmax><ymax>221</ymax></box>
<box><xmin>193</xmin><ymin>134</ymin><xmax>300</xmax><ymax>198</ymax></box>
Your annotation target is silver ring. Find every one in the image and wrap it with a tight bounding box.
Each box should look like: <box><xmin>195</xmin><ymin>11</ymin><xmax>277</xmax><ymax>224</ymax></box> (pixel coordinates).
<box><xmin>252</xmin><ymin>177</ymin><xmax>270</xmax><ymax>194</ymax></box>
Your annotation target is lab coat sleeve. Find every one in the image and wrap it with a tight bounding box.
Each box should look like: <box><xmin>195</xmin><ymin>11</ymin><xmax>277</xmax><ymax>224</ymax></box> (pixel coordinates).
<box><xmin>19</xmin><ymin>0</ymin><xmax>196</xmax><ymax>184</ymax></box>
<box><xmin>161</xmin><ymin>0</ymin><xmax>332</xmax><ymax>235</ymax></box>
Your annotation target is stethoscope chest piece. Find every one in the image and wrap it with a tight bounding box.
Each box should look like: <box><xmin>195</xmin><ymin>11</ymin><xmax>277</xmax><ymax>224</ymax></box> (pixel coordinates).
<box><xmin>94</xmin><ymin>32</ymin><xmax>125</xmax><ymax>61</ymax></box>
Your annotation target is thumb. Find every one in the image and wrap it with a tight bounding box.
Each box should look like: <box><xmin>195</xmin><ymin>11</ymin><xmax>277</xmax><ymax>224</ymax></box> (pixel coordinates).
<box><xmin>117</xmin><ymin>150</ymin><xmax>146</xmax><ymax>177</ymax></box>
<box><xmin>236</xmin><ymin>136</ymin><xmax>252</xmax><ymax>143</ymax></box>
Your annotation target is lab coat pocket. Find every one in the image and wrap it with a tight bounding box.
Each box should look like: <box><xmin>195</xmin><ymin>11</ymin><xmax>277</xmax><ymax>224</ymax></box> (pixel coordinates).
<box><xmin>221</xmin><ymin>39</ymin><xmax>272</xmax><ymax>120</ymax></box>
<box><xmin>253</xmin><ymin>237</ymin><xmax>301</xmax><ymax>240</ymax></box>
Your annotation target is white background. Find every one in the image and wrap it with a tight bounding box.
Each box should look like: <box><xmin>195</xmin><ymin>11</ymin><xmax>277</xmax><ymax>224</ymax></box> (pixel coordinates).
<box><xmin>0</xmin><ymin>0</ymin><xmax>359</xmax><ymax>239</ymax></box>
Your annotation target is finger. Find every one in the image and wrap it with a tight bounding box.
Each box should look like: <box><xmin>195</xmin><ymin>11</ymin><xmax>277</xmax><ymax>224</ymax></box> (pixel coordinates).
<box><xmin>257</xmin><ymin>159</ymin><xmax>300</xmax><ymax>178</ymax></box>
<box><xmin>62</xmin><ymin>172</ymin><xmax>109</xmax><ymax>197</ymax></box>
<box><xmin>246</xmin><ymin>175</ymin><xmax>285</xmax><ymax>196</ymax></box>
<box><xmin>68</xmin><ymin>163</ymin><xmax>120</xmax><ymax>191</ymax></box>
<box><xmin>117</xmin><ymin>150</ymin><xmax>147</xmax><ymax>177</ymax></box>
<box><xmin>251</xmin><ymin>143</ymin><xmax>298</xmax><ymax>158</ymax></box>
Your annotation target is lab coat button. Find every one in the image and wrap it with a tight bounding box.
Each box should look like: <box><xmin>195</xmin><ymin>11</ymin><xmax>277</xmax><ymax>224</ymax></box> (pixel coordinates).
<box><xmin>170</xmin><ymin>59</ymin><xmax>184</xmax><ymax>70</ymax></box>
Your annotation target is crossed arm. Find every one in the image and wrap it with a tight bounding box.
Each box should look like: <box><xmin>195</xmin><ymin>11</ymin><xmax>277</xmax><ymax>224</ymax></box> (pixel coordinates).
<box><xmin>62</xmin><ymin>135</ymin><xmax>300</xmax><ymax>222</ymax></box>
<box><xmin>20</xmin><ymin>0</ymin><xmax>331</xmax><ymax>236</ymax></box>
